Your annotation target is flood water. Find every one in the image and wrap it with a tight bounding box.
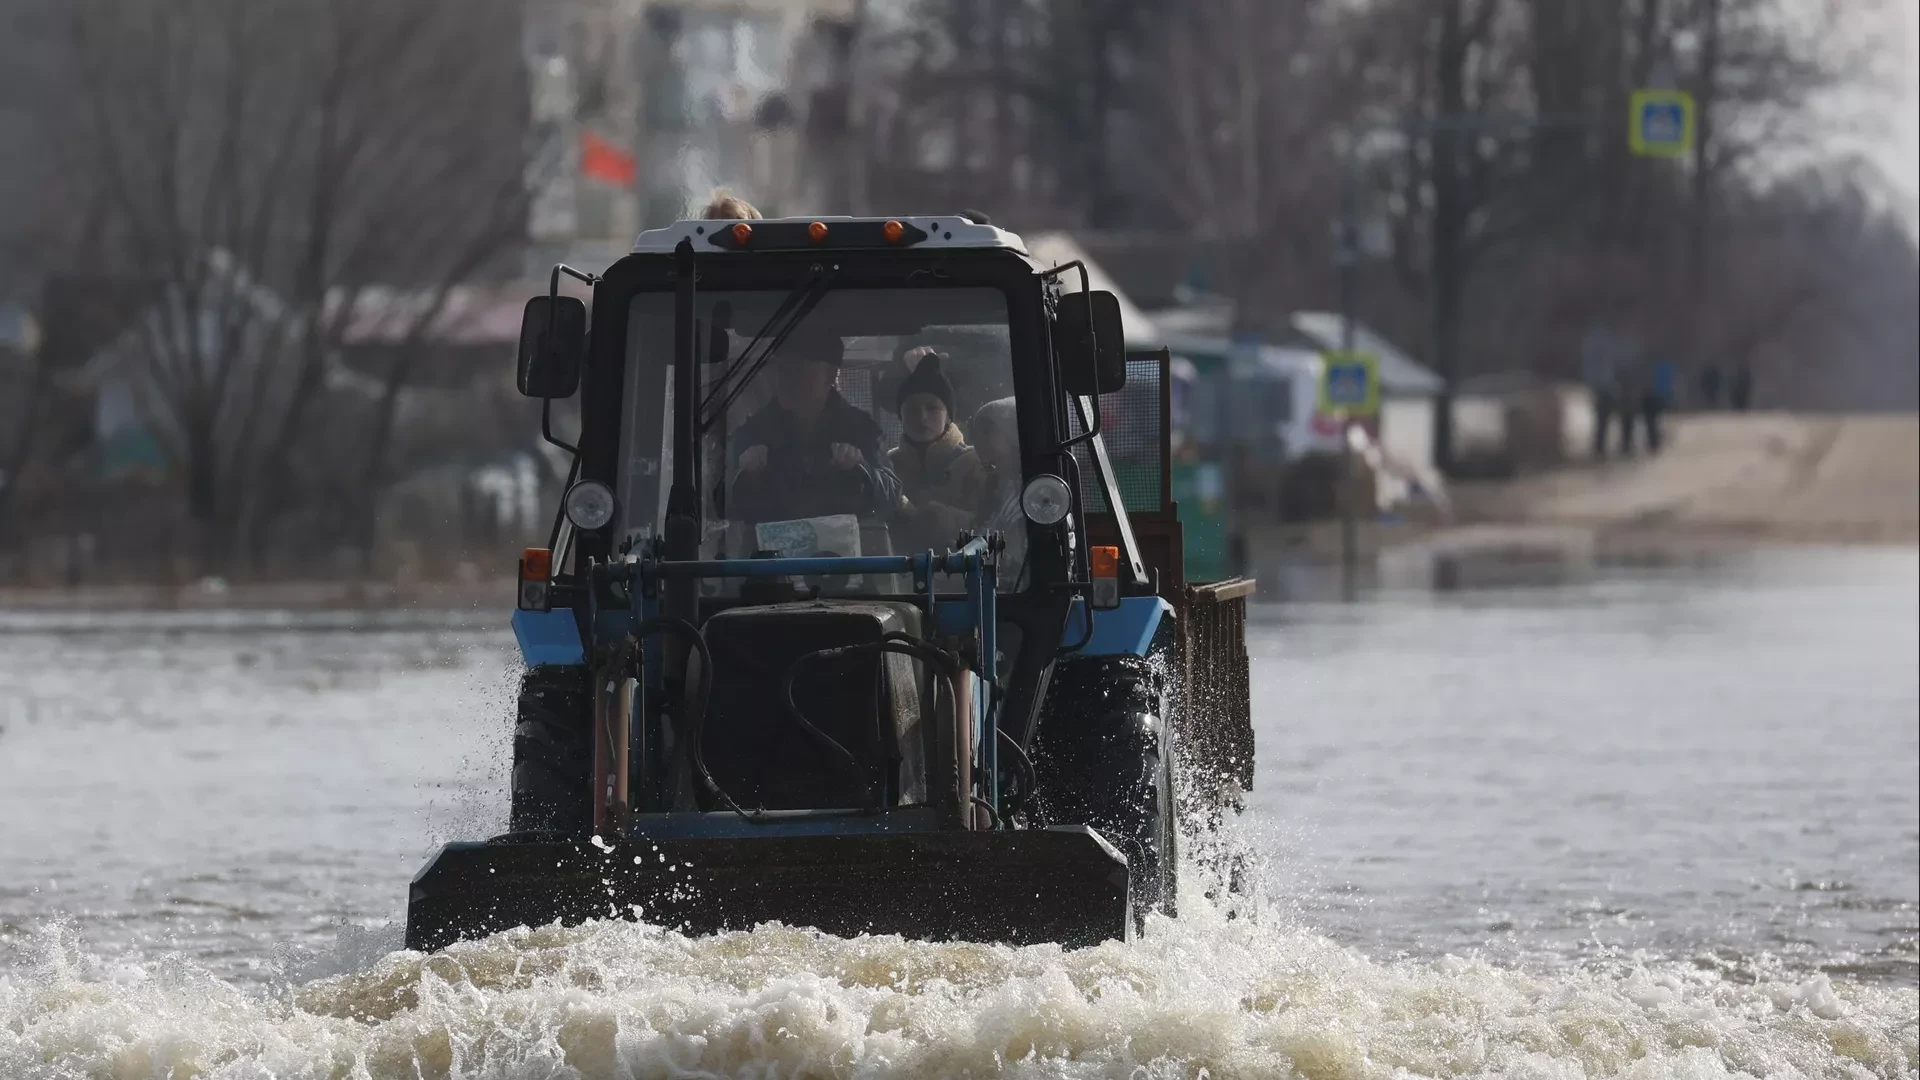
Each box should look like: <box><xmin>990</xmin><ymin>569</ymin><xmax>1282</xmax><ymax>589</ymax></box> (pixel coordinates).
<box><xmin>1</xmin><ymin>547</ymin><xmax>1915</xmax><ymax>1077</ymax></box>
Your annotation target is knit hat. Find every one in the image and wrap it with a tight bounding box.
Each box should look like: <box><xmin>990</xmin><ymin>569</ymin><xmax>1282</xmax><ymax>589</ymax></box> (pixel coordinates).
<box><xmin>895</xmin><ymin>351</ymin><xmax>955</xmax><ymax>414</ymax></box>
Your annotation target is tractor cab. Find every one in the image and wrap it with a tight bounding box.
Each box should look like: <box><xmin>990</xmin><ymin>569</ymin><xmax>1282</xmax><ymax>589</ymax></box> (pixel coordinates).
<box><xmin>616</xmin><ymin>257</ymin><xmax>1028</xmax><ymax>587</ymax></box>
<box><xmin>404</xmin><ymin>215</ymin><xmax>1253</xmax><ymax>952</ymax></box>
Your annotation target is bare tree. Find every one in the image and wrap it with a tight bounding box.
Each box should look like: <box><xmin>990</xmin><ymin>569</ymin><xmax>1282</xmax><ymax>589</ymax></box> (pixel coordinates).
<box><xmin>57</xmin><ymin>0</ymin><xmax>527</xmax><ymax>569</ymax></box>
<box><xmin>1157</xmin><ymin>0</ymin><xmax>1344</xmax><ymax>309</ymax></box>
<box><xmin>1337</xmin><ymin>0</ymin><xmax>1539</xmax><ymax>470</ymax></box>
<box><xmin>848</xmin><ymin>0</ymin><xmax>1165</xmax><ymax>228</ymax></box>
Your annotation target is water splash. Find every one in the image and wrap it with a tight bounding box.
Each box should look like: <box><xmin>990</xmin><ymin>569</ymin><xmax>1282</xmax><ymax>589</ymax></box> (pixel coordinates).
<box><xmin>4</xmin><ymin>883</ymin><xmax>1914</xmax><ymax>1080</ymax></box>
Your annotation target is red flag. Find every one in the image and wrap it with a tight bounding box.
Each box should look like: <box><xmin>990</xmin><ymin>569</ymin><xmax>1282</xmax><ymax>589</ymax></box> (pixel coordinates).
<box><xmin>580</xmin><ymin>131</ymin><xmax>636</xmax><ymax>187</ymax></box>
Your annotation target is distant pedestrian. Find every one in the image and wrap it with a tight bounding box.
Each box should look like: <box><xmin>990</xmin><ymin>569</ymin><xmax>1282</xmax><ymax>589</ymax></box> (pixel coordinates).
<box><xmin>63</xmin><ymin>534</ymin><xmax>93</xmax><ymax>590</ymax></box>
<box><xmin>1581</xmin><ymin>323</ymin><xmax>1620</xmax><ymax>460</ymax></box>
<box><xmin>1729</xmin><ymin>362</ymin><xmax>1753</xmax><ymax>412</ymax></box>
<box><xmin>1697</xmin><ymin>364</ymin><xmax>1722</xmax><ymax>410</ymax></box>
<box><xmin>1616</xmin><ymin>365</ymin><xmax>1640</xmax><ymax>455</ymax></box>
<box><xmin>1644</xmin><ymin>357</ymin><xmax>1676</xmax><ymax>453</ymax></box>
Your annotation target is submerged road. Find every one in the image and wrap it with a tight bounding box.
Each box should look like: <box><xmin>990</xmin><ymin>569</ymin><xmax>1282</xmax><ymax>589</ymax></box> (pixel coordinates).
<box><xmin>0</xmin><ymin>546</ymin><xmax>1914</xmax><ymax>1076</ymax></box>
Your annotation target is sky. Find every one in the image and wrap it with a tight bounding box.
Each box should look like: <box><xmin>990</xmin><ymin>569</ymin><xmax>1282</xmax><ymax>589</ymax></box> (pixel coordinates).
<box><xmin>1831</xmin><ymin>0</ymin><xmax>1920</xmax><ymax>230</ymax></box>
<box><xmin>1888</xmin><ymin>0</ymin><xmax>1919</xmax><ymax>225</ymax></box>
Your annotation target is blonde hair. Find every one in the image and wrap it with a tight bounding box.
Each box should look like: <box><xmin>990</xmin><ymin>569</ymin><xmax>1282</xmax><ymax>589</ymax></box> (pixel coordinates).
<box><xmin>970</xmin><ymin>397</ymin><xmax>1017</xmax><ymax>442</ymax></box>
<box><xmin>700</xmin><ymin>190</ymin><xmax>762</xmax><ymax>220</ymax></box>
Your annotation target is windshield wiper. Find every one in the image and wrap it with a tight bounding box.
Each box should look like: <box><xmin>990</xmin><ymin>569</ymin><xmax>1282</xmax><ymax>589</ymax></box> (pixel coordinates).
<box><xmin>699</xmin><ymin>264</ymin><xmax>835</xmax><ymax>432</ymax></box>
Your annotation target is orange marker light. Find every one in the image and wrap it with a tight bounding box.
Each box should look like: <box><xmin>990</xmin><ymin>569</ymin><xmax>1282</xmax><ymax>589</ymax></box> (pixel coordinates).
<box><xmin>520</xmin><ymin>547</ymin><xmax>553</xmax><ymax>580</ymax></box>
<box><xmin>730</xmin><ymin>222</ymin><xmax>753</xmax><ymax>245</ymax></box>
<box><xmin>808</xmin><ymin>221</ymin><xmax>829</xmax><ymax>243</ymax></box>
<box><xmin>1090</xmin><ymin>546</ymin><xmax>1121</xmax><ymax>579</ymax></box>
<box><xmin>882</xmin><ymin>219</ymin><xmax>905</xmax><ymax>243</ymax></box>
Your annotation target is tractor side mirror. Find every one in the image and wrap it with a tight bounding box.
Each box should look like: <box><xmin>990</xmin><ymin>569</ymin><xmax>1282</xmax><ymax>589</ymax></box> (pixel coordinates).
<box><xmin>516</xmin><ymin>295</ymin><xmax>586</xmax><ymax>399</ymax></box>
<box><xmin>1056</xmin><ymin>290</ymin><xmax>1127</xmax><ymax>396</ymax></box>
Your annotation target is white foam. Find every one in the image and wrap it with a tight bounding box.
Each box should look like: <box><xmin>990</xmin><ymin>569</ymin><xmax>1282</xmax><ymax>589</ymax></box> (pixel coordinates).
<box><xmin>3</xmin><ymin>886</ymin><xmax>1914</xmax><ymax>1080</ymax></box>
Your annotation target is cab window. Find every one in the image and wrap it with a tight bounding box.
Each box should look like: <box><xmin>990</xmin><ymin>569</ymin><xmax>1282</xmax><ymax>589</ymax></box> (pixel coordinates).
<box><xmin>617</xmin><ymin>287</ymin><xmax>1028</xmax><ymax>591</ymax></box>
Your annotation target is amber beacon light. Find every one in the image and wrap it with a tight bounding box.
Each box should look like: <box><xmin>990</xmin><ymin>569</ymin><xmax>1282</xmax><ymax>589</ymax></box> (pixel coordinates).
<box><xmin>730</xmin><ymin>222</ymin><xmax>753</xmax><ymax>245</ymax></box>
<box><xmin>808</xmin><ymin>221</ymin><xmax>829</xmax><ymax>243</ymax></box>
<box><xmin>1089</xmin><ymin>545</ymin><xmax>1121</xmax><ymax>609</ymax></box>
<box><xmin>517</xmin><ymin>547</ymin><xmax>553</xmax><ymax>611</ymax></box>
<box><xmin>882</xmin><ymin>220</ymin><xmax>906</xmax><ymax>243</ymax></box>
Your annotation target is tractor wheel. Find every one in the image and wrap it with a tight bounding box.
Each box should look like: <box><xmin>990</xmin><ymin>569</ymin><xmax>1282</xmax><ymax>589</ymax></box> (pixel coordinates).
<box><xmin>508</xmin><ymin>665</ymin><xmax>593</xmax><ymax>836</ymax></box>
<box><xmin>1031</xmin><ymin>654</ymin><xmax>1177</xmax><ymax>933</ymax></box>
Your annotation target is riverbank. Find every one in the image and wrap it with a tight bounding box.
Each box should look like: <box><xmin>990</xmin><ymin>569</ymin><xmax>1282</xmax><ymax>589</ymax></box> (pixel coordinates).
<box><xmin>1232</xmin><ymin>412</ymin><xmax>1916</xmax><ymax>584</ymax></box>
<box><xmin>1448</xmin><ymin>411</ymin><xmax>1920</xmax><ymax>546</ymax></box>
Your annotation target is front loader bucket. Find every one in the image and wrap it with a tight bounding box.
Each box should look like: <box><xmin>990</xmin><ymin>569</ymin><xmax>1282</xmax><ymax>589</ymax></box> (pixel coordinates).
<box><xmin>405</xmin><ymin>827</ymin><xmax>1129</xmax><ymax>953</ymax></box>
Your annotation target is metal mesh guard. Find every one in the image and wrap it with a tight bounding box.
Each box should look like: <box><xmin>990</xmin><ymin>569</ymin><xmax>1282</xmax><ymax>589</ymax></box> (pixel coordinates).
<box><xmin>1069</xmin><ymin>356</ymin><xmax>1165</xmax><ymax>514</ymax></box>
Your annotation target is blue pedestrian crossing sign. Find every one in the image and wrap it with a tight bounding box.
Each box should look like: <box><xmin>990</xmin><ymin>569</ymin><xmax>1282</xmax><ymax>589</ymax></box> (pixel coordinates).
<box><xmin>1630</xmin><ymin>89</ymin><xmax>1695</xmax><ymax>158</ymax></box>
<box><xmin>1317</xmin><ymin>351</ymin><xmax>1380</xmax><ymax>417</ymax></box>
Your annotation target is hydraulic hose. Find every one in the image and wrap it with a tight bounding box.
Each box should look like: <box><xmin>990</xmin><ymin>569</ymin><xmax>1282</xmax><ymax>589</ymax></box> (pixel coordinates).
<box><xmin>595</xmin><ymin>635</ymin><xmax>643</xmax><ymax>832</ymax></box>
<box><xmin>896</xmin><ymin>634</ymin><xmax>1035</xmax><ymax>829</ymax></box>
<box><xmin>970</xmin><ymin>795</ymin><xmax>1005</xmax><ymax>831</ymax></box>
<box><xmin>630</xmin><ymin>617</ymin><xmax>746</xmax><ymax>818</ymax></box>
<box><xmin>996</xmin><ymin>724</ymin><xmax>1038</xmax><ymax>824</ymax></box>
<box><xmin>782</xmin><ymin>632</ymin><xmax>964</xmax><ymax>812</ymax></box>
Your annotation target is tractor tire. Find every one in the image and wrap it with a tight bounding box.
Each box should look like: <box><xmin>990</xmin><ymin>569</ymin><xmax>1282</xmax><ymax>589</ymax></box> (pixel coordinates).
<box><xmin>508</xmin><ymin>665</ymin><xmax>594</xmax><ymax>836</ymax></box>
<box><xmin>1031</xmin><ymin>654</ymin><xmax>1177</xmax><ymax>932</ymax></box>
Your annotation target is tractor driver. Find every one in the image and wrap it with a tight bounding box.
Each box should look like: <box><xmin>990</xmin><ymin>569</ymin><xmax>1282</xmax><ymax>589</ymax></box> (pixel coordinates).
<box><xmin>731</xmin><ymin>324</ymin><xmax>903</xmax><ymax>525</ymax></box>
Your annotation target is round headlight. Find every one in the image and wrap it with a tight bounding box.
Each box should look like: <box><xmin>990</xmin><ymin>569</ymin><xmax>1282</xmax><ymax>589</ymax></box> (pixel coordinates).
<box><xmin>563</xmin><ymin>480</ymin><xmax>616</xmax><ymax>531</ymax></box>
<box><xmin>1020</xmin><ymin>474</ymin><xmax>1071</xmax><ymax>526</ymax></box>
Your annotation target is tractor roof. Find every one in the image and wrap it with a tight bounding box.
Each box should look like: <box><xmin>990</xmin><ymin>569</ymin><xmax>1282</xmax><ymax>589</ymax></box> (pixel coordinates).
<box><xmin>630</xmin><ymin>215</ymin><xmax>1029</xmax><ymax>256</ymax></box>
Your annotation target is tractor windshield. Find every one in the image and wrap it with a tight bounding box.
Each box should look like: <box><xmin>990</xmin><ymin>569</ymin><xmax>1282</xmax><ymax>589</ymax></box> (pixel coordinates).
<box><xmin>618</xmin><ymin>287</ymin><xmax>1025</xmax><ymax>589</ymax></box>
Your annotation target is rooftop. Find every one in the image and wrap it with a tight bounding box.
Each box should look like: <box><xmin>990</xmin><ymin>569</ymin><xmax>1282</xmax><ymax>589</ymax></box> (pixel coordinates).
<box><xmin>1287</xmin><ymin>312</ymin><xmax>1444</xmax><ymax>395</ymax></box>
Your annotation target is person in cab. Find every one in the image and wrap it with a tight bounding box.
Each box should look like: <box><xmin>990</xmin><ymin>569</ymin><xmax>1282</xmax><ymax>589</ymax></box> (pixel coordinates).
<box><xmin>731</xmin><ymin>324</ymin><xmax>902</xmax><ymax>525</ymax></box>
<box><xmin>966</xmin><ymin>396</ymin><xmax>1028</xmax><ymax>580</ymax></box>
<box><xmin>969</xmin><ymin>397</ymin><xmax>1024</xmax><ymax>530</ymax></box>
<box><xmin>888</xmin><ymin>348</ymin><xmax>984</xmax><ymax>552</ymax></box>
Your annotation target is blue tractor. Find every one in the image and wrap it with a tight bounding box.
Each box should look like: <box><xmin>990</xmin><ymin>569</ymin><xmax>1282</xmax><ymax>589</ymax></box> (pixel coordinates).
<box><xmin>405</xmin><ymin>214</ymin><xmax>1255</xmax><ymax>951</ymax></box>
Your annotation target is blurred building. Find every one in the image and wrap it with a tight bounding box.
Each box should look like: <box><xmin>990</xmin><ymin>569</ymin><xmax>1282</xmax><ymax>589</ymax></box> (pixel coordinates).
<box><xmin>523</xmin><ymin>0</ymin><xmax>862</xmax><ymax>275</ymax></box>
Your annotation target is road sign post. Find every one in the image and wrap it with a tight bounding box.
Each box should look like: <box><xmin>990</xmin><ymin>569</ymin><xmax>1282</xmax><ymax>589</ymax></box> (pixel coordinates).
<box><xmin>1319</xmin><ymin>350</ymin><xmax>1381</xmax><ymax>418</ymax></box>
<box><xmin>1629</xmin><ymin>89</ymin><xmax>1695</xmax><ymax>158</ymax></box>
